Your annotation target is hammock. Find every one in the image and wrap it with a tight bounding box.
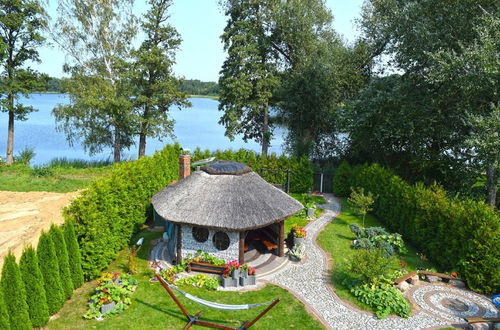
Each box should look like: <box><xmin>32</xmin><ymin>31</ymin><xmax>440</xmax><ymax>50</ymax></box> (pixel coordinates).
<box><xmin>170</xmin><ymin>285</ymin><xmax>272</xmax><ymax>311</ymax></box>
<box><xmin>155</xmin><ymin>274</ymin><xmax>280</xmax><ymax>330</ymax></box>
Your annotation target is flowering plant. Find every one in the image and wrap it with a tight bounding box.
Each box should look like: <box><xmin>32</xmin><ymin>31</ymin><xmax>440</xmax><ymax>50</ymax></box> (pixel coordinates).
<box><xmin>292</xmin><ymin>225</ymin><xmax>307</xmax><ymax>238</ymax></box>
<box><xmin>240</xmin><ymin>264</ymin><xmax>256</xmax><ymax>275</ymax></box>
<box><xmin>223</xmin><ymin>260</ymin><xmax>240</xmax><ymax>277</ymax></box>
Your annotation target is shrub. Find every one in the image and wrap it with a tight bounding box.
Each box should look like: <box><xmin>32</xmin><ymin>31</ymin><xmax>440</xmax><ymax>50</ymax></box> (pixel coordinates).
<box><xmin>349</xmin><ymin>249</ymin><xmax>393</xmax><ymax>284</ymax></box>
<box><xmin>332</xmin><ymin>161</ymin><xmax>352</xmax><ymax>196</ymax></box>
<box><xmin>1</xmin><ymin>252</ymin><xmax>31</xmax><ymax>330</ymax></box>
<box><xmin>37</xmin><ymin>231</ymin><xmax>64</xmax><ymax>314</ymax></box>
<box><xmin>346</xmin><ymin>162</ymin><xmax>500</xmax><ymax>293</ymax></box>
<box><xmin>348</xmin><ymin>187</ymin><xmax>374</xmax><ymax>228</ymax></box>
<box><xmin>348</xmin><ymin>224</ymin><xmax>363</xmax><ymax>238</ymax></box>
<box><xmin>15</xmin><ymin>147</ymin><xmax>35</xmax><ymax>165</ymax></box>
<box><xmin>175</xmin><ymin>274</ymin><xmax>220</xmax><ymax>290</ymax></box>
<box><xmin>63</xmin><ymin>220</ymin><xmax>84</xmax><ymax>288</ymax></box>
<box><xmin>0</xmin><ymin>287</ymin><xmax>10</xmax><ymax>330</ymax></box>
<box><xmin>19</xmin><ymin>246</ymin><xmax>49</xmax><ymax>327</ymax></box>
<box><xmin>31</xmin><ymin>165</ymin><xmax>54</xmax><ymax>177</ymax></box>
<box><xmin>50</xmin><ymin>225</ymin><xmax>74</xmax><ymax>299</ymax></box>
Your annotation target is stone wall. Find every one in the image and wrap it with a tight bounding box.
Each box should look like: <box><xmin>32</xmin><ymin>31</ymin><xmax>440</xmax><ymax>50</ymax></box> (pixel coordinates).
<box><xmin>180</xmin><ymin>225</ymin><xmax>239</xmax><ymax>262</ymax></box>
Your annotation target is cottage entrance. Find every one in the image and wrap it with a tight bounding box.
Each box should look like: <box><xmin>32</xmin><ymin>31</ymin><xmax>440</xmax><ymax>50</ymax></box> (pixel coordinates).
<box><xmin>240</xmin><ymin>221</ymin><xmax>285</xmax><ymax>266</ymax></box>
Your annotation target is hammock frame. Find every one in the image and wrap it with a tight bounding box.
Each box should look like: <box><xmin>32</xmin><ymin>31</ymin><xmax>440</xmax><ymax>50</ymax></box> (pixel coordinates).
<box><xmin>155</xmin><ymin>274</ymin><xmax>280</xmax><ymax>330</ymax></box>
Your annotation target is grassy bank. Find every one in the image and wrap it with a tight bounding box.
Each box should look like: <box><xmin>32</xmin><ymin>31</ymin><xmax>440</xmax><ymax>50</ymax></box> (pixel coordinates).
<box><xmin>189</xmin><ymin>94</ymin><xmax>219</xmax><ymax>100</ymax></box>
<box><xmin>316</xmin><ymin>198</ymin><xmax>436</xmax><ymax>312</ymax></box>
<box><xmin>47</xmin><ymin>230</ymin><xmax>324</xmax><ymax>329</ymax></box>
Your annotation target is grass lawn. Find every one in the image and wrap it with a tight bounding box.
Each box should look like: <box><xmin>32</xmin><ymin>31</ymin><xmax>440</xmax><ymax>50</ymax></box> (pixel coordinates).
<box><xmin>48</xmin><ymin>230</ymin><xmax>324</xmax><ymax>330</ymax></box>
<box><xmin>316</xmin><ymin>198</ymin><xmax>436</xmax><ymax>312</ymax></box>
<box><xmin>0</xmin><ymin>162</ymin><xmax>112</xmax><ymax>193</ymax></box>
<box><xmin>285</xmin><ymin>193</ymin><xmax>326</xmax><ymax>233</ymax></box>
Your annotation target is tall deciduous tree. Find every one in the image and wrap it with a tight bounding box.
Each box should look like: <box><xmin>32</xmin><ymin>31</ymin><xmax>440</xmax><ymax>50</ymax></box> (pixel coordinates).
<box><xmin>37</xmin><ymin>231</ymin><xmax>64</xmax><ymax>315</ymax></box>
<box><xmin>0</xmin><ymin>0</ymin><xmax>46</xmax><ymax>165</ymax></box>
<box><xmin>19</xmin><ymin>245</ymin><xmax>49</xmax><ymax>327</ymax></box>
<box><xmin>50</xmin><ymin>225</ymin><xmax>74</xmax><ymax>299</ymax></box>
<box><xmin>1</xmin><ymin>252</ymin><xmax>31</xmax><ymax>330</ymax></box>
<box><xmin>132</xmin><ymin>0</ymin><xmax>191</xmax><ymax>158</ymax></box>
<box><xmin>52</xmin><ymin>0</ymin><xmax>137</xmax><ymax>162</ymax></box>
<box><xmin>63</xmin><ymin>220</ymin><xmax>84</xmax><ymax>288</ymax></box>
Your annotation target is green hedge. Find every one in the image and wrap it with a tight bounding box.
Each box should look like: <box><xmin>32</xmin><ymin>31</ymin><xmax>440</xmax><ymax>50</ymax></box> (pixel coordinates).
<box><xmin>64</xmin><ymin>144</ymin><xmax>181</xmax><ymax>279</ymax></box>
<box><xmin>192</xmin><ymin>148</ymin><xmax>313</xmax><ymax>193</ymax></box>
<box><xmin>335</xmin><ymin>162</ymin><xmax>500</xmax><ymax>293</ymax></box>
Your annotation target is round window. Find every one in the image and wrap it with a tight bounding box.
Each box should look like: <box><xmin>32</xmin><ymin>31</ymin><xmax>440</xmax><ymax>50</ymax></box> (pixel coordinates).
<box><xmin>192</xmin><ymin>227</ymin><xmax>209</xmax><ymax>243</ymax></box>
<box><xmin>212</xmin><ymin>231</ymin><xmax>230</xmax><ymax>251</ymax></box>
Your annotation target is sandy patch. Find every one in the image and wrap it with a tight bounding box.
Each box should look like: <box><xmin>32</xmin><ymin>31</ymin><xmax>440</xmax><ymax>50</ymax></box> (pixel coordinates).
<box><xmin>0</xmin><ymin>190</ymin><xmax>79</xmax><ymax>270</ymax></box>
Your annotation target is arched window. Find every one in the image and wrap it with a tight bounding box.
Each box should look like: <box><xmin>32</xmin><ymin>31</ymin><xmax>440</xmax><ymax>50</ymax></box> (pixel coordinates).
<box><xmin>212</xmin><ymin>231</ymin><xmax>230</xmax><ymax>251</ymax></box>
<box><xmin>192</xmin><ymin>227</ymin><xmax>209</xmax><ymax>243</ymax></box>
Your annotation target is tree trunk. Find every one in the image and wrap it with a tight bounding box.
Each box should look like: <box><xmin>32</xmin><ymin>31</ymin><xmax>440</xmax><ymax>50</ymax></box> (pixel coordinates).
<box><xmin>113</xmin><ymin>125</ymin><xmax>121</xmax><ymax>163</ymax></box>
<box><xmin>6</xmin><ymin>98</ymin><xmax>14</xmax><ymax>165</ymax></box>
<box><xmin>261</xmin><ymin>104</ymin><xmax>269</xmax><ymax>157</ymax></box>
<box><xmin>486</xmin><ymin>161</ymin><xmax>497</xmax><ymax>208</ymax></box>
<box><xmin>138</xmin><ymin>106</ymin><xmax>149</xmax><ymax>158</ymax></box>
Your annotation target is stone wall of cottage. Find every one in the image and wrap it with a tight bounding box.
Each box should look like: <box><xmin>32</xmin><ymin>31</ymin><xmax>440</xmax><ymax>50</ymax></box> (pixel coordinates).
<box><xmin>180</xmin><ymin>225</ymin><xmax>239</xmax><ymax>262</ymax></box>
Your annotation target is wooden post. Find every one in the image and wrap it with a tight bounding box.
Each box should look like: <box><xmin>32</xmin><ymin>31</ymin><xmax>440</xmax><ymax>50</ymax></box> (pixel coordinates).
<box><xmin>278</xmin><ymin>221</ymin><xmax>284</xmax><ymax>257</ymax></box>
<box><xmin>239</xmin><ymin>231</ymin><xmax>246</xmax><ymax>264</ymax></box>
<box><xmin>177</xmin><ymin>224</ymin><xmax>182</xmax><ymax>264</ymax></box>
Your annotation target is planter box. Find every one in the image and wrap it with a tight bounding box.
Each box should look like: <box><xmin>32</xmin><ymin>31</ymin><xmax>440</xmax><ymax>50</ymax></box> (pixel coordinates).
<box><xmin>100</xmin><ymin>301</ymin><xmax>116</xmax><ymax>314</ymax></box>
<box><xmin>241</xmin><ymin>269</ymin><xmax>248</xmax><ymax>278</ymax></box>
<box><xmin>293</xmin><ymin>237</ymin><xmax>304</xmax><ymax>246</ymax></box>
<box><xmin>239</xmin><ymin>275</ymin><xmax>256</xmax><ymax>286</ymax></box>
<box><xmin>231</xmin><ymin>269</ymin><xmax>240</xmax><ymax>280</ymax></box>
<box><xmin>221</xmin><ymin>277</ymin><xmax>238</xmax><ymax>288</ymax></box>
<box><xmin>307</xmin><ymin>208</ymin><xmax>315</xmax><ymax>217</ymax></box>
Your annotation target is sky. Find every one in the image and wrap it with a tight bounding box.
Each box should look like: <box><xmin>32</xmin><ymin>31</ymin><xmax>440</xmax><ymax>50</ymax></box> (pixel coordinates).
<box><xmin>36</xmin><ymin>0</ymin><xmax>365</xmax><ymax>82</ymax></box>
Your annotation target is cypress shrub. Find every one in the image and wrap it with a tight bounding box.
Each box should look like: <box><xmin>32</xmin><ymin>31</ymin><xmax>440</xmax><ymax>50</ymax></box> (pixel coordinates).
<box><xmin>49</xmin><ymin>225</ymin><xmax>74</xmax><ymax>299</ymax></box>
<box><xmin>0</xmin><ymin>287</ymin><xmax>10</xmax><ymax>330</ymax></box>
<box><xmin>332</xmin><ymin>161</ymin><xmax>352</xmax><ymax>196</ymax></box>
<box><xmin>1</xmin><ymin>252</ymin><xmax>31</xmax><ymax>330</ymax></box>
<box><xmin>37</xmin><ymin>231</ymin><xmax>64</xmax><ymax>314</ymax></box>
<box><xmin>19</xmin><ymin>245</ymin><xmax>49</xmax><ymax>327</ymax></box>
<box><xmin>63</xmin><ymin>220</ymin><xmax>84</xmax><ymax>288</ymax></box>
<box><xmin>346</xmin><ymin>162</ymin><xmax>500</xmax><ymax>293</ymax></box>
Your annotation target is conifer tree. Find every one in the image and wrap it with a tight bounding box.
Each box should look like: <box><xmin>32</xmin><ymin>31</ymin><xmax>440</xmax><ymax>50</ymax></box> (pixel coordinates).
<box><xmin>19</xmin><ymin>245</ymin><xmax>49</xmax><ymax>327</ymax></box>
<box><xmin>1</xmin><ymin>252</ymin><xmax>31</xmax><ymax>330</ymax></box>
<box><xmin>63</xmin><ymin>220</ymin><xmax>84</xmax><ymax>288</ymax></box>
<box><xmin>0</xmin><ymin>287</ymin><xmax>10</xmax><ymax>330</ymax></box>
<box><xmin>37</xmin><ymin>231</ymin><xmax>64</xmax><ymax>314</ymax></box>
<box><xmin>49</xmin><ymin>225</ymin><xmax>74</xmax><ymax>299</ymax></box>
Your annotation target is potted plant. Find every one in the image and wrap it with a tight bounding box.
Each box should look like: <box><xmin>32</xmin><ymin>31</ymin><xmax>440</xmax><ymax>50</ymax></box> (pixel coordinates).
<box><xmin>239</xmin><ymin>265</ymin><xmax>256</xmax><ymax>286</ymax></box>
<box><xmin>221</xmin><ymin>267</ymin><xmax>238</xmax><ymax>288</ymax></box>
<box><xmin>305</xmin><ymin>202</ymin><xmax>316</xmax><ymax>218</ymax></box>
<box><xmin>240</xmin><ymin>264</ymin><xmax>249</xmax><ymax>278</ymax></box>
<box><xmin>289</xmin><ymin>244</ymin><xmax>305</xmax><ymax>262</ymax></box>
<box><xmin>292</xmin><ymin>224</ymin><xmax>307</xmax><ymax>246</ymax></box>
<box><xmin>224</xmin><ymin>260</ymin><xmax>241</xmax><ymax>280</ymax></box>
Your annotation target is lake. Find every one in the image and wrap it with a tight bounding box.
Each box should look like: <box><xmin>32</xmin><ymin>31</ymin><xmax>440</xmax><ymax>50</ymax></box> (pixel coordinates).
<box><xmin>0</xmin><ymin>94</ymin><xmax>285</xmax><ymax>165</ymax></box>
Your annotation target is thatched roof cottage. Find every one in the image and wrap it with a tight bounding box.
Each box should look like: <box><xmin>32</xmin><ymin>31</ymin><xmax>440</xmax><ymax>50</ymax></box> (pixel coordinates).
<box><xmin>152</xmin><ymin>155</ymin><xmax>303</xmax><ymax>264</ymax></box>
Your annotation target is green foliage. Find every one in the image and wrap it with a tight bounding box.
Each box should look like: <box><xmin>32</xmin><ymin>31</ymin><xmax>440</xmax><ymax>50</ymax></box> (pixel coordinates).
<box><xmin>175</xmin><ymin>274</ymin><xmax>220</xmax><ymax>291</ymax></box>
<box><xmin>179</xmin><ymin>79</ymin><xmax>219</xmax><ymax>96</ymax></box>
<box><xmin>0</xmin><ymin>286</ymin><xmax>10</xmax><ymax>330</ymax></box>
<box><xmin>64</xmin><ymin>144</ymin><xmax>180</xmax><ymax>279</ymax></box>
<box><xmin>63</xmin><ymin>220</ymin><xmax>84</xmax><ymax>288</ymax></box>
<box><xmin>349</xmin><ymin>249</ymin><xmax>393</xmax><ymax>284</ymax></box>
<box><xmin>14</xmin><ymin>147</ymin><xmax>35</xmax><ymax>165</ymax></box>
<box><xmin>19</xmin><ymin>245</ymin><xmax>49</xmax><ymax>327</ymax></box>
<box><xmin>333</xmin><ymin>161</ymin><xmax>352</xmax><ymax>196</ymax></box>
<box><xmin>31</xmin><ymin>165</ymin><xmax>54</xmax><ymax>177</ymax></box>
<box><xmin>37</xmin><ymin>231</ymin><xmax>65</xmax><ymax>315</ymax></box>
<box><xmin>348</xmin><ymin>187</ymin><xmax>374</xmax><ymax>227</ymax></box>
<box><xmin>49</xmin><ymin>225</ymin><xmax>74</xmax><ymax>299</ymax></box>
<box><xmin>1</xmin><ymin>252</ymin><xmax>31</xmax><ymax>330</ymax></box>
<box><xmin>346</xmin><ymin>162</ymin><xmax>500</xmax><ymax>293</ymax></box>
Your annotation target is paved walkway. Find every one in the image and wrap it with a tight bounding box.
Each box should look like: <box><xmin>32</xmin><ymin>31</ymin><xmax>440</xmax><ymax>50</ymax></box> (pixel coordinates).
<box><xmin>263</xmin><ymin>193</ymin><xmax>449</xmax><ymax>330</ymax></box>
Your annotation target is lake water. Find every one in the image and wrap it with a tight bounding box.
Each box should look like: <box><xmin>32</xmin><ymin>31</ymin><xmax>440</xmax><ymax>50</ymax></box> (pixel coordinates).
<box><xmin>0</xmin><ymin>94</ymin><xmax>285</xmax><ymax>165</ymax></box>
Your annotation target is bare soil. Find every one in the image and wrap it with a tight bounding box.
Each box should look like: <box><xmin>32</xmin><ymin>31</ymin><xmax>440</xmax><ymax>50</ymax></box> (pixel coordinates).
<box><xmin>0</xmin><ymin>190</ymin><xmax>79</xmax><ymax>270</ymax></box>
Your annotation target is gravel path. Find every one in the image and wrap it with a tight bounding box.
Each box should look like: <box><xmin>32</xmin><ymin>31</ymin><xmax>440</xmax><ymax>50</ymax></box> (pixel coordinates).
<box><xmin>263</xmin><ymin>193</ymin><xmax>448</xmax><ymax>330</ymax></box>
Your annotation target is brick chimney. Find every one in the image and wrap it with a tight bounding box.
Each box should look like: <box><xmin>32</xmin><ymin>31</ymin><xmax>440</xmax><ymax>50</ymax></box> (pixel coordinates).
<box><xmin>179</xmin><ymin>154</ymin><xmax>191</xmax><ymax>180</ymax></box>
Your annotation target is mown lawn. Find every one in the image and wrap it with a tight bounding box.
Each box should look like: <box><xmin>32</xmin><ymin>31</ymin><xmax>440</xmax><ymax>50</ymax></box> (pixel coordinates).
<box><xmin>48</xmin><ymin>230</ymin><xmax>324</xmax><ymax>330</ymax></box>
<box><xmin>316</xmin><ymin>198</ymin><xmax>436</xmax><ymax>312</ymax></box>
<box><xmin>0</xmin><ymin>162</ymin><xmax>112</xmax><ymax>193</ymax></box>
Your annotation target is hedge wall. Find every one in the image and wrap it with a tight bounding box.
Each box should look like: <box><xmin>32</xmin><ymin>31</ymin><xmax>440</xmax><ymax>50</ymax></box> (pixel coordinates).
<box><xmin>192</xmin><ymin>148</ymin><xmax>313</xmax><ymax>193</ymax></box>
<box><xmin>64</xmin><ymin>144</ymin><xmax>181</xmax><ymax>279</ymax></box>
<box><xmin>334</xmin><ymin>162</ymin><xmax>500</xmax><ymax>293</ymax></box>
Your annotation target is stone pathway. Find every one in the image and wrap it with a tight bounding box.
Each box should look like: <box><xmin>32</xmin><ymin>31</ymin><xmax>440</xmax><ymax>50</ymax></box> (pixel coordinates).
<box><xmin>263</xmin><ymin>193</ymin><xmax>451</xmax><ymax>330</ymax></box>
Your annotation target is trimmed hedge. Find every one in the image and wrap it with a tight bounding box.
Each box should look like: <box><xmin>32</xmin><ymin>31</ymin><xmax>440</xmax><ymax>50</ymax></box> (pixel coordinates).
<box><xmin>0</xmin><ymin>286</ymin><xmax>9</xmax><ymax>330</ymax></box>
<box><xmin>37</xmin><ymin>231</ymin><xmax>64</xmax><ymax>315</ymax></box>
<box><xmin>19</xmin><ymin>246</ymin><xmax>49</xmax><ymax>327</ymax></box>
<box><xmin>192</xmin><ymin>148</ymin><xmax>313</xmax><ymax>193</ymax></box>
<box><xmin>63</xmin><ymin>220</ymin><xmax>84</xmax><ymax>288</ymax></box>
<box><xmin>50</xmin><ymin>225</ymin><xmax>74</xmax><ymax>299</ymax></box>
<box><xmin>64</xmin><ymin>144</ymin><xmax>181</xmax><ymax>279</ymax></box>
<box><xmin>332</xmin><ymin>161</ymin><xmax>352</xmax><ymax>197</ymax></box>
<box><xmin>336</xmin><ymin>162</ymin><xmax>500</xmax><ymax>293</ymax></box>
<box><xmin>1</xmin><ymin>252</ymin><xmax>31</xmax><ymax>330</ymax></box>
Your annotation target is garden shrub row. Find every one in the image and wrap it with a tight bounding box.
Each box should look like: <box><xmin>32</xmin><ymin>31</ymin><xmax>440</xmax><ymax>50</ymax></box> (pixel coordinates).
<box><xmin>0</xmin><ymin>221</ymin><xmax>84</xmax><ymax>329</ymax></box>
<box><xmin>333</xmin><ymin>162</ymin><xmax>500</xmax><ymax>293</ymax></box>
<box><xmin>192</xmin><ymin>147</ymin><xmax>313</xmax><ymax>193</ymax></box>
<box><xmin>64</xmin><ymin>144</ymin><xmax>181</xmax><ymax>279</ymax></box>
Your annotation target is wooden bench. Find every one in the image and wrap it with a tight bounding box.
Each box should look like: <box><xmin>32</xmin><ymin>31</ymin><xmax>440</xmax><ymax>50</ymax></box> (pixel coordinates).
<box><xmin>187</xmin><ymin>261</ymin><xmax>225</xmax><ymax>275</ymax></box>
<box><xmin>262</xmin><ymin>240</ymin><xmax>278</xmax><ymax>251</ymax></box>
<box><xmin>465</xmin><ymin>317</ymin><xmax>500</xmax><ymax>324</ymax></box>
<box><xmin>418</xmin><ymin>271</ymin><xmax>455</xmax><ymax>281</ymax></box>
<box><xmin>393</xmin><ymin>271</ymin><xmax>417</xmax><ymax>285</ymax></box>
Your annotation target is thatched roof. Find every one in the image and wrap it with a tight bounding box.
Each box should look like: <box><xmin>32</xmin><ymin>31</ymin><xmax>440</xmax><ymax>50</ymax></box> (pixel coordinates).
<box><xmin>152</xmin><ymin>161</ymin><xmax>303</xmax><ymax>231</ymax></box>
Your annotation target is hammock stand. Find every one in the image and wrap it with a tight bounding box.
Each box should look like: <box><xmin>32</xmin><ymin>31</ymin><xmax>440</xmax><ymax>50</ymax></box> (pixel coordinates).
<box><xmin>155</xmin><ymin>274</ymin><xmax>280</xmax><ymax>330</ymax></box>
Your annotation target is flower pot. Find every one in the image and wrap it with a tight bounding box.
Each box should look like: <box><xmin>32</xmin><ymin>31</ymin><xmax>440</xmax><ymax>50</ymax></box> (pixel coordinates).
<box><xmin>307</xmin><ymin>208</ymin><xmax>315</xmax><ymax>217</ymax></box>
<box><xmin>293</xmin><ymin>237</ymin><xmax>304</xmax><ymax>246</ymax></box>
<box><xmin>221</xmin><ymin>277</ymin><xmax>237</xmax><ymax>288</ymax></box>
<box><xmin>248</xmin><ymin>275</ymin><xmax>256</xmax><ymax>286</ymax></box>
<box><xmin>239</xmin><ymin>275</ymin><xmax>256</xmax><ymax>286</ymax></box>
<box><xmin>241</xmin><ymin>269</ymin><xmax>248</xmax><ymax>278</ymax></box>
<box><xmin>100</xmin><ymin>301</ymin><xmax>116</xmax><ymax>314</ymax></box>
<box><xmin>231</xmin><ymin>269</ymin><xmax>240</xmax><ymax>280</ymax></box>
